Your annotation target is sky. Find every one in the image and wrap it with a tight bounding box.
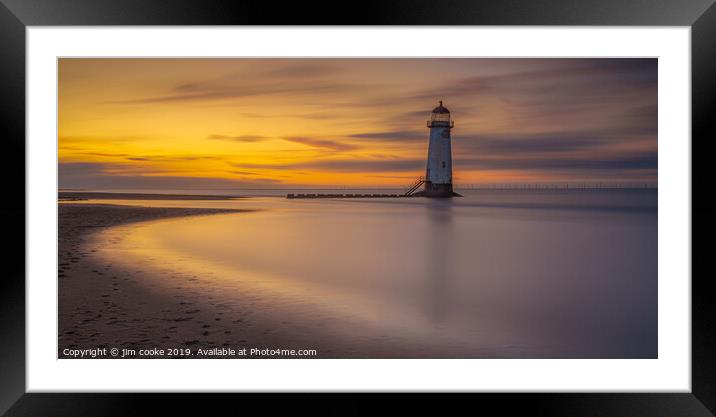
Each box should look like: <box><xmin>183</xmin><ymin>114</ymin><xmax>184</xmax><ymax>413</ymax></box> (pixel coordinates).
<box><xmin>58</xmin><ymin>58</ymin><xmax>657</xmax><ymax>190</ymax></box>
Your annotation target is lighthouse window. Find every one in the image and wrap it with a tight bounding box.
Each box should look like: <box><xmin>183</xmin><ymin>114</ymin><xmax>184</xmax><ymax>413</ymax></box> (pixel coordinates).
<box><xmin>442</xmin><ymin>161</ymin><xmax>446</xmax><ymax>168</ymax></box>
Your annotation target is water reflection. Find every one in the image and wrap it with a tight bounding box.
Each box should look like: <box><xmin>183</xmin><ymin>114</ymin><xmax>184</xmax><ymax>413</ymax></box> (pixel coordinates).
<box><xmin>424</xmin><ymin>199</ymin><xmax>455</xmax><ymax>326</ymax></box>
<box><xmin>89</xmin><ymin>190</ymin><xmax>657</xmax><ymax>358</ymax></box>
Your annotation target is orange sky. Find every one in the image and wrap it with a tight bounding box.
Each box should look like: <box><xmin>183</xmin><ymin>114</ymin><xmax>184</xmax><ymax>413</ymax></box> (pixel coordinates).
<box><xmin>58</xmin><ymin>58</ymin><xmax>657</xmax><ymax>190</ymax></box>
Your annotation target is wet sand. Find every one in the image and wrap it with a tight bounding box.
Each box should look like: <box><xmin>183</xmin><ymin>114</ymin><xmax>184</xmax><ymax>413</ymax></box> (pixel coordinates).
<box><xmin>59</xmin><ymin>204</ymin><xmax>258</xmax><ymax>358</ymax></box>
<box><xmin>58</xmin><ymin>203</ymin><xmax>456</xmax><ymax>359</ymax></box>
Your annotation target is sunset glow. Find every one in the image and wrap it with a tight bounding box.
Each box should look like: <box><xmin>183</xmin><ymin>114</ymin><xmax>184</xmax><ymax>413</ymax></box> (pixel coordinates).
<box><xmin>59</xmin><ymin>58</ymin><xmax>657</xmax><ymax>190</ymax></box>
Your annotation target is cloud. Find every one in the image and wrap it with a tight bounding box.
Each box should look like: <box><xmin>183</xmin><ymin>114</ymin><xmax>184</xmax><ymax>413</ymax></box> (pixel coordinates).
<box><xmin>207</xmin><ymin>134</ymin><xmax>269</xmax><ymax>142</ymax></box>
<box><xmin>106</xmin><ymin>61</ymin><xmax>382</xmax><ymax>106</ymax></box>
<box><xmin>456</xmin><ymin>151</ymin><xmax>657</xmax><ymax>173</ymax></box>
<box><xmin>297</xmin><ymin>112</ymin><xmax>347</xmax><ymax>120</ymax></box>
<box><xmin>59</xmin><ymin>161</ymin><xmax>166</xmax><ymax>177</ymax></box>
<box><xmin>80</xmin><ymin>152</ymin><xmax>131</xmax><ymax>158</ymax></box>
<box><xmin>233</xmin><ymin>158</ymin><xmax>424</xmax><ymax>173</ymax></box>
<box><xmin>623</xmin><ymin>104</ymin><xmax>658</xmax><ymax>135</ymax></box>
<box><xmin>349</xmin><ymin>130</ymin><xmax>423</xmax><ymax>142</ymax></box>
<box><xmin>124</xmin><ymin>155</ymin><xmax>223</xmax><ymax>162</ymax></box>
<box><xmin>59</xmin><ymin>162</ymin><xmax>110</xmax><ymax>179</ymax></box>
<box><xmin>114</xmin><ymin>62</ymin><xmax>358</xmax><ymax>105</ymax></box>
<box><xmin>412</xmin><ymin>59</ymin><xmax>657</xmax><ymax>103</ymax></box>
<box><xmin>170</xmin><ymin>64</ymin><xmax>339</xmax><ymax>92</ymax></box>
<box><xmin>59</xmin><ymin>162</ymin><xmax>281</xmax><ymax>190</ymax></box>
<box><xmin>282</xmin><ymin>137</ymin><xmax>359</xmax><ymax>151</ymax></box>
<box><xmin>116</xmin><ymin>83</ymin><xmax>363</xmax><ymax>104</ymax></box>
<box><xmin>405</xmin><ymin>59</ymin><xmax>658</xmax><ymax>136</ymax></box>
<box><xmin>267</xmin><ymin>63</ymin><xmax>342</xmax><ymax>78</ymax></box>
<box><xmin>454</xmin><ymin>131</ymin><xmax>623</xmax><ymax>155</ymax></box>
<box><xmin>59</xmin><ymin>135</ymin><xmax>146</xmax><ymax>144</ymax></box>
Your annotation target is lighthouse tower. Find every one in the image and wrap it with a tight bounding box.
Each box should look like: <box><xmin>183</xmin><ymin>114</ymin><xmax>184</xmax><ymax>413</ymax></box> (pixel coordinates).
<box><xmin>423</xmin><ymin>101</ymin><xmax>458</xmax><ymax>197</ymax></box>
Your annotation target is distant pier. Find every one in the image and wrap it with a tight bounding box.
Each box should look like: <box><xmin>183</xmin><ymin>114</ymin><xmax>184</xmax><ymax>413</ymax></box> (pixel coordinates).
<box><xmin>287</xmin><ymin>177</ymin><xmax>427</xmax><ymax>199</ymax></box>
<box><xmin>287</xmin><ymin>193</ymin><xmax>415</xmax><ymax>199</ymax></box>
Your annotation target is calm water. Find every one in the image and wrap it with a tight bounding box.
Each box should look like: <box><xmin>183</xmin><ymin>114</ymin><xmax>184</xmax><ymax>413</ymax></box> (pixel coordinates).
<box><xmin>91</xmin><ymin>189</ymin><xmax>658</xmax><ymax>358</ymax></box>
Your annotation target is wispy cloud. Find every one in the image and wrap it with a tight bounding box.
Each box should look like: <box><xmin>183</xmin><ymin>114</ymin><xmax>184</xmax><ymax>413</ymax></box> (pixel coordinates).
<box><xmin>349</xmin><ymin>130</ymin><xmax>423</xmax><ymax>142</ymax></box>
<box><xmin>59</xmin><ymin>162</ymin><xmax>281</xmax><ymax>190</ymax></box>
<box><xmin>80</xmin><ymin>152</ymin><xmax>131</xmax><ymax>158</ymax></box>
<box><xmin>125</xmin><ymin>155</ymin><xmax>223</xmax><ymax>162</ymax></box>
<box><xmin>112</xmin><ymin>62</ymin><xmax>361</xmax><ymax>105</ymax></box>
<box><xmin>115</xmin><ymin>83</ymin><xmax>364</xmax><ymax>104</ymax></box>
<box><xmin>454</xmin><ymin>131</ymin><xmax>625</xmax><ymax>155</ymax></box>
<box><xmin>59</xmin><ymin>135</ymin><xmax>147</xmax><ymax>144</ymax></box>
<box><xmin>233</xmin><ymin>158</ymin><xmax>424</xmax><ymax>172</ymax></box>
<box><xmin>207</xmin><ymin>134</ymin><xmax>270</xmax><ymax>142</ymax></box>
<box><xmin>267</xmin><ymin>63</ymin><xmax>342</xmax><ymax>78</ymax></box>
<box><xmin>282</xmin><ymin>137</ymin><xmax>360</xmax><ymax>151</ymax></box>
<box><xmin>457</xmin><ymin>151</ymin><xmax>657</xmax><ymax>173</ymax></box>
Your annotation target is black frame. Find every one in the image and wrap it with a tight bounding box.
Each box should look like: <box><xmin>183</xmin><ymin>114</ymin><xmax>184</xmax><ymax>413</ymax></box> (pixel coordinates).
<box><xmin>1</xmin><ymin>0</ymin><xmax>714</xmax><ymax>415</ymax></box>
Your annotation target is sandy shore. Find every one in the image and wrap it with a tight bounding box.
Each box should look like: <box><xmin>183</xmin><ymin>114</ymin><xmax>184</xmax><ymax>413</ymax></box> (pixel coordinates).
<box><xmin>60</xmin><ymin>203</ymin><xmax>342</xmax><ymax>359</ymax></box>
<box><xmin>59</xmin><ymin>204</ymin><xmax>269</xmax><ymax>358</ymax></box>
<box><xmin>59</xmin><ymin>203</ymin><xmax>441</xmax><ymax>359</ymax></box>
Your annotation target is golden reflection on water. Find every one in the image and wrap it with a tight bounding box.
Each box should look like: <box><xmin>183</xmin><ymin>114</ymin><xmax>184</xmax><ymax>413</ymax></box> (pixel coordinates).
<box><xmin>82</xmin><ymin>190</ymin><xmax>658</xmax><ymax>357</ymax></box>
<box><xmin>92</xmin><ymin>210</ymin><xmax>455</xmax><ymax>343</ymax></box>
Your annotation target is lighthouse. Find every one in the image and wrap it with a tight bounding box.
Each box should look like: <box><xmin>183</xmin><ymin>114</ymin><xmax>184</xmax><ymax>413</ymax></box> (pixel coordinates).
<box><xmin>422</xmin><ymin>101</ymin><xmax>459</xmax><ymax>197</ymax></box>
<box><xmin>288</xmin><ymin>101</ymin><xmax>462</xmax><ymax>199</ymax></box>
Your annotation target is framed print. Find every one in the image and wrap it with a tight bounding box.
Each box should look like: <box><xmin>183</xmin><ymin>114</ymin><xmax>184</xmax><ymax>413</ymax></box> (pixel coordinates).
<box><xmin>2</xmin><ymin>0</ymin><xmax>715</xmax><ymax>415</ymax></box>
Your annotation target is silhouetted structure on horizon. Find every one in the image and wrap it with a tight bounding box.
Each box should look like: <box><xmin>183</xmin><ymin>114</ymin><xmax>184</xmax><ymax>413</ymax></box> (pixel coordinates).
<box><xmin>410</xmin><ymin>101</ymin><xmax>461</xmax><ymax>198</ymax></box>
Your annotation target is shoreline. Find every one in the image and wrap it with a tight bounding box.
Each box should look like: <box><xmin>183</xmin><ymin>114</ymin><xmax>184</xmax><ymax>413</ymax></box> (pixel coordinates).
<box><xmin>58</xmin><ymin>203</ymin><xmax>442</xmax><ymax>359</ymax></box>
<box><xmin>59</xmin><ymin>191</ymin><xmax>244</xmax><ymax>201</ymax></box>
<box><xmin>58</xmin><ymin>203</ymin><xmax>269</xmax><ymax>358</ymax></box>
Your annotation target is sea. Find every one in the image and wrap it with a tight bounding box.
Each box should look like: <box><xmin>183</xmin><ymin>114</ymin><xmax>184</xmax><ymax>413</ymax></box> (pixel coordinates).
<box><xmin>77</xmin><ymin>188</ymin><xmax>658</xmax><ymax>358</ymax></box>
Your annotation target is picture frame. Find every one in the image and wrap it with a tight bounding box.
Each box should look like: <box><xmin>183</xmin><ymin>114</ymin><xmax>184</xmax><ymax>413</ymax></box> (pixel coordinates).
<box><xmin>1</xmin><ymin>0</ymin><xmax>713</xmax><ymax>415</ymax></box>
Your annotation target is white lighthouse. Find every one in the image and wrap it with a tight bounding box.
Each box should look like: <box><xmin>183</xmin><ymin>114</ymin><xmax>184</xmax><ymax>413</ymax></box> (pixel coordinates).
<box><xmin>422</xmin><ymin>101</ymin><xmax>459</xmax><ymax>197</ymax></box>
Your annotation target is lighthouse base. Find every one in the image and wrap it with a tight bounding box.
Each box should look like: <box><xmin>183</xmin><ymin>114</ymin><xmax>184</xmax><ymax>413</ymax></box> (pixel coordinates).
<box><xmin>413</xmin><ymin>181</ymin><xmax>462</xmax><ymax>198</ymax></box>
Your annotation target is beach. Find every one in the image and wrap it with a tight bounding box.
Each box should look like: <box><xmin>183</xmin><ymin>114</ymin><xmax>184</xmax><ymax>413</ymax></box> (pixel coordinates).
<box><xmin>58</xmin><ymin>199</ymin><xmax>456</xmax><ymax>359</ymax></box>
<box><xmin>58</xmin><ymin>203</ymin><xmax>261</xmax><ymax>358</ymax></box>
<box><xmin>58</xmin><ymin>189</ymin><xmax>658</xmax><ymax>359</ymax></box>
